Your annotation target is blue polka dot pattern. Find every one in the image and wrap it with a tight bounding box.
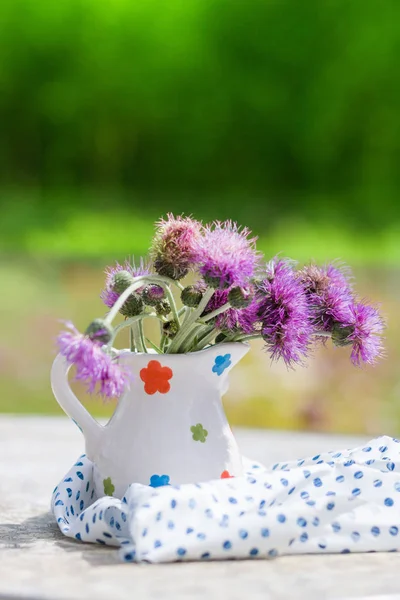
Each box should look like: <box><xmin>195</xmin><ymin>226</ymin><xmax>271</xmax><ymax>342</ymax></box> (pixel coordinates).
<box><xmin>277</xmin><ymin>514</ymin><xmax>286</xmax><ymax>523</ymax></box>
<box><xmin>52</xmin><ymin>437</ymin><xmax>400</xmax><ymax>563</ymax></box>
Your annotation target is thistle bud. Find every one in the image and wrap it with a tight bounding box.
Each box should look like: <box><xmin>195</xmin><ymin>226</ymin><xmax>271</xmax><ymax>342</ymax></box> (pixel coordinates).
<box><xmin>154</xmin><ymin>256</ymin><xmax>188</xmax><ymax>281</ymax></box>
<box><xmin>142</xmin><ymin>284</ymin><xmax>165</xmax><ymax>306</ymax></box>
<box><xmin>111</xmin><ymin>270</ymin><xmax>134</xmax><ymax>294</ymax></box>
<box><xmin>331</xmin><ymin>323</ymin><xmax>354</xmax><ymax>347</ymax></box>
<box><xmin>85</xmin><ymin>318</ymin><xmax>113</xmax><ymax>344</ymax></box>
<box><xmin>203</xmin><ymin>274</ymin><xmax>227</xmax><ymax>289</ymax></box>
<box><xmin>119</xmin><ymin>293</ymin><xmax>144</xmax><ymax>318</ymax></box>
<box><xmin>228</xmin><ymin>286</ymin><xmax>252</xmax><ymax>308</ymax></box>
<box><xmin>151</xmin><ymin>214</ymin><xmax>202</xmax><ymax>280</ymax></box>
<box><xmin>163</xmin><ymin>319</ymin><xmax>179</xmax><ymax>338</ymax></box>
<box><xmin>155</xmin><ymin>299</ymin><xmax>171</xmax><ymax>316</ymax></box>
<box><xmin>181</xmin><ymin>285</ymin><xmax>203</xmax><ymax>308</ymax></box>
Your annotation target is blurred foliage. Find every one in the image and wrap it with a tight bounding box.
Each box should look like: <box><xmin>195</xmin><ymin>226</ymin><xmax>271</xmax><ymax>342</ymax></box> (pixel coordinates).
<box><xmin>1</xmin><ymin>0</ymin><xmax>400</xmax><ymax>239</ymax></box>
<box><xmin>1</xmin><ymin>1</ymin><xmax>399</xmax><ymax>427</ymax></box>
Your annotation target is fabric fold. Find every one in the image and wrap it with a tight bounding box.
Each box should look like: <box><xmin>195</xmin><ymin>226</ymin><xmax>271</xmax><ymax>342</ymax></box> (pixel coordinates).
<box><xmin>52</xmin><ymin>435</ymin><xmax>400</xmax><ymax>562</ymax></box>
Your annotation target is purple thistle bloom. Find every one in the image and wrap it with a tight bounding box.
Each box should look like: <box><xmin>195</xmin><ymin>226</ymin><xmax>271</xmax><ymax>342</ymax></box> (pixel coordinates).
<box><xmin>203</xmin><ymin>289</ymin><xmax>238</xmax><ymax>331</ymax></box>
<box><xmin>101</xmin><ymin>258</ymin><xmax>151</xmax><ymax>308</ymax></box>
<box><xmin>255</xmin><ymin>259</ymin><xmax>312</xmax><ymax>367</ymax></box>
<box><xmin>326</xmin><ymin>263</ymin><xmax>353</xmax><ymax>289</ymax></box>
<box><xmin>298</xmin><ymin>263</ymin><xmax>354</xmax><ymax>333</ymax></box>
<box><xmin>194</xmin><ymin>220</ymin><xmax>259</xmax><ymax>289</ymax></box>
<box><xmin>311</xmin><ymin>285</ymin><xmax>353</xmax><ymax>333</ymax></box>
<box><xmin>151</xmin><ymin>214</ymin><xmax>202</xmax><ymax>280</ymax></box>
<box><xmin>57</xmin><ymin>322</ymin><xmax>131</xmax><ymax>399</ymax></box>
<box><xmin>336</xmin><ymin>301</ymin><xmax>385</xmax><ymax>366</ymax></box>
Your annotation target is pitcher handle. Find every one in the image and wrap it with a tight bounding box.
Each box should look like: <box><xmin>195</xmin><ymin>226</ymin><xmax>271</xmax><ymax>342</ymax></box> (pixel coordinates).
<box><xmin>51</xmin><ymin>353</ymin><xmax>103</xmax><ymax>452</ymax></box>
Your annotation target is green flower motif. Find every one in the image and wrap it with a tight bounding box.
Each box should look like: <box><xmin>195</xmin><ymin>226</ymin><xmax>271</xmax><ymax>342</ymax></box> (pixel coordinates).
<box><xmin>103</xmin><ymin>476</ymin><xmax>115</xmax><ymax>496</ymax></box>
<box><xmin>191</xmin><ymin>423</ymin><xmax>208</xmax><ymax>443</ymax></box>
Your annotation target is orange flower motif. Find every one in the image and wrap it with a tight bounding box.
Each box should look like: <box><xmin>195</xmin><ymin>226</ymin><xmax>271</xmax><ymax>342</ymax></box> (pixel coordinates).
<box><xmin>140</xmin><ymin>360</ymin><xmax>173</xmax><ymax>395</ymax></box>
<box><xmin>221</xmin><ymin>470</ymin><xmax>234</xmax><ymax>479</ymax></box>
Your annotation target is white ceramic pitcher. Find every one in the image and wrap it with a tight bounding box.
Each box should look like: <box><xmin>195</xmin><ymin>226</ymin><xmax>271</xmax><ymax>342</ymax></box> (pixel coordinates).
<box><xmin>51</xmin><ymin>343</ymin><xmax>249</xmax><ymax>498</ymax></box>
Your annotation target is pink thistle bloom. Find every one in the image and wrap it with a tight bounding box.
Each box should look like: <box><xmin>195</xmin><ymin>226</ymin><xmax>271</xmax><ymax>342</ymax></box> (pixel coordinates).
<box><xmin>101</xmin><ymin>258</ymin><xmax>151</xmax><ymax>308</ymax></box>
<box><xmin>57</xmin><ymin>322</ymin><xmax>131</xmax><ymax>399</ymax></box>
<box><xmin>194</xmin><ymin>220</ymin><xmax>259</xmax><ymax>289</ymax></box>
<box><xmin>203</xmin><ymin>288</ymin><xmax>238</xmax><ymax>330</ymax></box>
<box><xmin>298</xmin><ymin>262</ymin><xmax>354</xmax><ymax>333</ymax></box>
<box><xmin>336</xmin><ymin>301</ymin><xmax>385</xmax><ymax>366</ymax></box>
<box><xmin>256</xmin><ymin>259</ymin><xmax>312</xmax><ymax>367</ymax></box>
<box><xmin>151</xmin><ymin>214</ymin><xmax>202</xmax><ymax>280</ymax></box>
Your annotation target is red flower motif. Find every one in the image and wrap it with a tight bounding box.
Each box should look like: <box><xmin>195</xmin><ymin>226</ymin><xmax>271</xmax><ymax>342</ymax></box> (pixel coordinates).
<box><xmin>140</xmin><ymin>360</ymin><xmax>173</xmax><ymax>395</ymax></box>
<box><xmin>221</xmin><ymin>470</ymin><xmax>234</xmax><ymax>479</ymax></box>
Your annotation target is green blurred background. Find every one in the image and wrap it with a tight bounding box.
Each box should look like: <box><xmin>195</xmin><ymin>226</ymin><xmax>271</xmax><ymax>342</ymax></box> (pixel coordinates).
<box><xmin>1</xmin><ymin>0</ymin><xmax>399</xmax><ymax>433</ymax></box>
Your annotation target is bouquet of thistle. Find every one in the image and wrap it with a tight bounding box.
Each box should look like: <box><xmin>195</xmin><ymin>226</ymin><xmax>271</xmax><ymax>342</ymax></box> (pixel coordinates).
<box><xmin>57</xmin><ymin>214</ymin><xmax>385</xmax><ymax>400</ymax></box>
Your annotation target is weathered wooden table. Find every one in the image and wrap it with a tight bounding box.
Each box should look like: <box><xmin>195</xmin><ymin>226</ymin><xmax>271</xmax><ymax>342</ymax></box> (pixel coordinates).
<box><xmin>1</xmin><ymin>416</ymin><xmax>398</xmax><ymax>600</ymax></box>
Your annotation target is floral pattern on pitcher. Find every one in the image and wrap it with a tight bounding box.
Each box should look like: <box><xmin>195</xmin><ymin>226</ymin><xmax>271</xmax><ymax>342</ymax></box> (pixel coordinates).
<box><xmin>190</xmin><ymin>423</ymin><xmax>208</xmax><ymax>443</ymax></box>
<box><xmin>221</xmin><ymin>470</ymin><xmax>234</xmax><ymax>479</ymax></box>
<box><xmin>103</xmin><ymin>477</ymin><xmax>115</xmax><ymax>496</ymax></box>
<box><xmin>150</xmin><ymin>474</ymin><xmax>171</xmax><ymax>488</ymax></box>
<box><xmin>212</xmin><ymin>354</ymin><xmax>232</xmax><ymax>376</ymax></box>
<box><xmin>140</xmin><ymin>360</ymin><xmax>173</xmax><ymax>395</ymax></box>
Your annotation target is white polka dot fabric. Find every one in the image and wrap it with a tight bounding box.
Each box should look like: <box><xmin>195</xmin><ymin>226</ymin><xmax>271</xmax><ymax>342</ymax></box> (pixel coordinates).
<box><xmin>52</xmin><ymin>435</ymin><xmax>400</xmax><ymax>562</ymax></box>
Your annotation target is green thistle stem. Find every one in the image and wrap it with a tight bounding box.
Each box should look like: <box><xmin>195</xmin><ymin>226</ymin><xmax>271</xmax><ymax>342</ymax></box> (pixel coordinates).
<box><xmin>180</xmin><ymin>324</ymin><xmax>206</xmax><ymax>353</ymax></box>
<box><xmin>132</xmin><ymin>322</ymin><xmax>145</xmax><ymax>353</ymax></box>
<box><xmin>130</xmin><ymin>327</ymin><xmax>135</xmax><ymax>352</ymax></box>
<box><xmin>192</xmin><ymin>326</ymin><xmax>217</xmax><ymax>351</ymax></box>
<box><xmin>163</xmin><ymin>285</ymin><xmax>180</xmax><ymax>330</ymax></box>
<box><xmin>145</xmin><ymin>337</ymin><xmax>162</xmax><ymax>354</ymax></box>
<box><xmin>104</xmin><ymin>274</ymin><xmax>183</xmax><ymax>325</ymax></box>
<box><xmin>312</xmin><ymin>331</ymin><xmax>332</xmax><ymax>338</ymax></box>
<box><xmin>167</xmin><ymin>287</ymin><xmax>215</xmax><ymax>353</ymax></box>
<box><xmin>107</xmin><ymin>313</ymin><xmax>161</xmax><ymax>349</ymax></box>
<box><xmin>231</xmin><ymin>333</ymin><xmax>262</xmax><ymax>343</ymax></box>
<box><xmin>138</xmin><ymin>320</ymin><xmax>147</xmax><ymax>353</ymax></box>
<box><xmin>160</xmin><ymin>333</ymin><xmax>167</xmax><ymax>352</ymax></box>
<box><xmin>198</xmin><ymin>302</ymin><xmax>231</xmax><ymax>323</ymax></box>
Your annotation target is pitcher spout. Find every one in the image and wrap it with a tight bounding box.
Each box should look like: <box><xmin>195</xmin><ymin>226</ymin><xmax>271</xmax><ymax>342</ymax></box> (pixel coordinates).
<box><xmin>194</xmin><ymin>342</ymin><xmax>249</xmax><ymax>391</ymax></box>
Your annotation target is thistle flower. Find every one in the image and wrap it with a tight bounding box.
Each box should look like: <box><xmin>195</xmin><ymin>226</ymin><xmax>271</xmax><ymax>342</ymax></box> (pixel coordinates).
<box><xmin>101</xmin><ymin>258</ymin><xmax>150</xmax><ymax>313</ymax></box>
<box><xmin>155</xmin><ymin>299</ymin><xmax>171</xmax><ymax>316</ymax></box>
<box><xmin>142</xmin><ymin>284</ymin><xmax>165</xmax><ymax>306</ymax></box>
<box><xmin>57</xmin><ymin>322</ymin><xmax>131</xmax><ymax>398</ymax></box>
<box><xmin>151</xmin><ymin>214</ymin><xmax>202</xmax><ymax>280</ymax></box>
<box><xmin>181</xmin><ymin>285</ymin><xmax>204</xmax><ymax>308</ymax></box>
<box><xmin>194</xmin><ymin>220</ymin><xmax>259</xmax><ymax>289</ymax></box>
<box><xmin>332</xmin><ymin>301</ymin><xmax>385</xmax><ymax>366</ymax></box>
<box><xmin>298</xmin><ymin>262</ymin><xmax>354</xmax><ymax>333</ymax></box>
<box><xmin>255</xmin><ymin>259</ymin><xmax>312</xmax><ymax>366</ymax></box>
<box><xmin>202</xmin><ymin>288</ymin><xmax>236</xmax><ymax>329</ymax></box>
<box><xmin>228</xmin><ymin>286</ymin><xmax>252</xmax><ymax>308</ymax></box>
<box><xmin>299</xmin><ymin>262</ymin><xmax>353</xmax><ymax>296</ymax></box>
<box><xmin>163</xmin><ymin>319</ymin><xmax>179</xmax><ymax>338</ymax></box>
<box><xmin>85</xmin><ymin>318</ymin><xmax>113</xmax><ymax>344</ymax></box>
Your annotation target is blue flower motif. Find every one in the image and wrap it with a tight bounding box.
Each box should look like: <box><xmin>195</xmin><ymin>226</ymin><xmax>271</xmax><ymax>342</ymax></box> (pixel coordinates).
<box><xmin>149</xmin><ymin>474</ymin><xmax>170</xmax><ymax>488</ymax></box>
<box><xmin>212</xmin><ymin>354</ymin><xmax>232</xmax><ymax>376</ymax></box>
